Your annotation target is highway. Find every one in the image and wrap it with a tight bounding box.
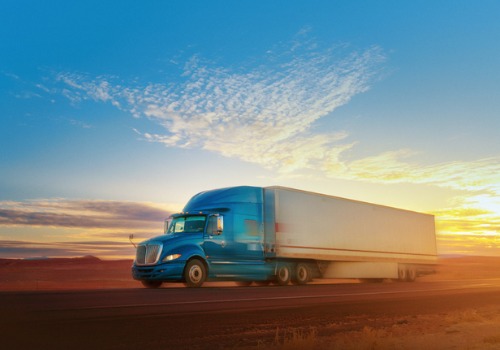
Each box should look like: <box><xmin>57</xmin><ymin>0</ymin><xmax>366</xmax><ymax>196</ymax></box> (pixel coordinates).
<box><xmin>2</xmin><ymin>278</ymin><xmax>500</xmax><ymax>349</ymax></box>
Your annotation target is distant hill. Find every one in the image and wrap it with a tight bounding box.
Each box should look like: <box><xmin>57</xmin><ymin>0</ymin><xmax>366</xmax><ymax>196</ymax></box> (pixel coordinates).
<box><xmin>0</xmin><ymin>255</ymin><xmax>132</xmax><ymax>268</ymax></box>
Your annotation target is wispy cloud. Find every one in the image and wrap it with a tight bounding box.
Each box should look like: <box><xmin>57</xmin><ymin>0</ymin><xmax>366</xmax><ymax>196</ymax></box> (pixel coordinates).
<box><xmin>0</xmin><ymin>199</ymin><xmax>173</xmax><ymax>230</ymax></box>
<box><xmin>0</xmin><ymin>199</ymin><xmax>174</xmax><ymax>258</ymax></box>
<box><xmin>328</xmin><ymin>150</ymin><xmax>500</xmax><ymax>192</ymax></box>
<box><xmin>437</xmin><ymin>231</ymin><xmax>500</xmax><ymax>256</ymax></box>
<box><xmin>68</xmin><ymin>118</ymin><xmax>92</xmax><ymax>129</ymax></box>
<box><xmin>0</xmin><ymin>240</ymin><xmax>136</xmax><ymax>259</ymax></box>
<box><xmin>56</xmin><ymin>42</ymin><xmax>385</xmax><ymax>173</ymax></box>
<box><xmin>434</xmin><ymin>191</ymin><xmax>500</xmax><ymax>236</ymax></box>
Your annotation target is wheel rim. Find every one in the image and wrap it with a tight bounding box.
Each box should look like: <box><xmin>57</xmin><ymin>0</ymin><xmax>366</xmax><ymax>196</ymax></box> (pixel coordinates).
<box><xmin>279</xmin><ymin>266</ymin><xmax>289</xmax><ymax>281</ymax></box>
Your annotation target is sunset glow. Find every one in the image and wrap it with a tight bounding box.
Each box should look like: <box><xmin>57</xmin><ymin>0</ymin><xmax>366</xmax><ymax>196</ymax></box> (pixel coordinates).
<box><xmin>1</xmin><ymin>1</ymin><xmax>499</xmax><ymax>259</ymax></box>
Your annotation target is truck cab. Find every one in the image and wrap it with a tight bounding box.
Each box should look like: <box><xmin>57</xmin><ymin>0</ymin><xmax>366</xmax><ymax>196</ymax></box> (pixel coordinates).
<box><xmin>132</xmin><ymin>187</ymin><xmax>273</xmax><ymax>288</ymax></box>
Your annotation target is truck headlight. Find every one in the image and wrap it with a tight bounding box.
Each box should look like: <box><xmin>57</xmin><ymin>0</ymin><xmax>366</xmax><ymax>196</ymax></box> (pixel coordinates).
<box><xmin>163</xmin><ymin>253</ymin><xmax>181</xmax><ymax>262</ymax></box>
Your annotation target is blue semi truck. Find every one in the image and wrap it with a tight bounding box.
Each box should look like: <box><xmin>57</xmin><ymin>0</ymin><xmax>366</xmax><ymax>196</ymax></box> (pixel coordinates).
<box><xmin>132</xmin><ymin>186</ymin><xmax>437</xmax><ymax>288</ymax></box>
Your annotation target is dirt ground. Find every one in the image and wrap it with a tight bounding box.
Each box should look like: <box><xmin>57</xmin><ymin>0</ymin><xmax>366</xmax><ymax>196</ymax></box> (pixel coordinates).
<box><xmin>1</xmin><ymin>256</ymin><xmax>500</xmax><ymax>349</ymax></box>
<box><xmin>0</xmin><ymin>255</ymin><xmax>138</xmax><ymax>290</ymax></box>
<box><xmin>253</xmin><ymin>305</ymin><xmax>500</xmax><ymax>350</ymax></box>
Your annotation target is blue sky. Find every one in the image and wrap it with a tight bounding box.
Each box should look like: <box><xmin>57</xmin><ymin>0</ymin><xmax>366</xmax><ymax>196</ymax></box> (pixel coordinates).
<box><xmin>1</xmin><ymin>1</ymin><xmax>499</xmax><ymax>258</ymax></box>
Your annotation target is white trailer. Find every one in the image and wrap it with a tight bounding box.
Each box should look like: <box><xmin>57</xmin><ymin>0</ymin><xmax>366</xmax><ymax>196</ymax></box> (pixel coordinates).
<box><xmin>133</xmin><ymin>185</ymin><xmax>437</xmax><ymax>288</ymax></box>
<box><xmin>266</xmin><ymin>187</ymin><xmax>437</xmax><ymax>281</ymax></box>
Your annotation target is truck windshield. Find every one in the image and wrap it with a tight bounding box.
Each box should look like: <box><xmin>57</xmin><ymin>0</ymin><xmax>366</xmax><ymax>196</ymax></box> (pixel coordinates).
<box><xmin>166</xmin><ymin>215</ymin><xmax>206</xmax><ymax>234</ymax></box>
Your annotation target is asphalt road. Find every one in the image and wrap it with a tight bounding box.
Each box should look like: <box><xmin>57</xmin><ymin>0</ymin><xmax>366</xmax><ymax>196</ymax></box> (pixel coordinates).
<box><xmin>2</xmin><ymin>278</ymin><xmax>500</xmax><ymax>350</ymax></box>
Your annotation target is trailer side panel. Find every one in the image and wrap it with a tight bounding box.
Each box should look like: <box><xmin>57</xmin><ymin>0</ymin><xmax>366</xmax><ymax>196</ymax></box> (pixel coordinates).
<box><xmin>268</xmin><ymin>187</ymin><xmax>437</xmax><ymax>264</ymax></box>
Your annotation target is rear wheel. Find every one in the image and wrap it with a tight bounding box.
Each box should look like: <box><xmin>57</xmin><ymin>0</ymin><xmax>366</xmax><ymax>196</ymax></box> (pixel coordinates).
<box><xmin>275</xmin><ymin>264</ymin><xmax>291</xmax><ymax>286</ymax></box>
<box><xmin>398</xmin><ymin>266</ymin><xmax>408</xmax><ymax>282</ymax></box>
<box><xmin>141</xmin><ymin>280</ymin><xmax>162</xmax><ymax>289</ymax></box>
<box><xmin>406</xmin><ymin>267</ymin><xmax>417</xmax><ymax>282</ymax></box>
<box><xmin>184</xmin><ymin>259</ymin><xmax>207</xmax><ymax>288</ymax></box>
<box><xmin>292</xmin><ymin>263</ymin><xmax>310</xmax><ymax>285</ymax></box>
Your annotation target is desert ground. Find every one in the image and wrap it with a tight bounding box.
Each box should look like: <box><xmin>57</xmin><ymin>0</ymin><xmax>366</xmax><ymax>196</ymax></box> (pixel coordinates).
<box><xmin>1</xmin><ymin>256</ymin><xmax>500</xmax><ymax>349</ymax></box>
<box><xmin>0</xmin><ymin>255</ymin><xmax>137</xmax><ymax>291</ymax></box>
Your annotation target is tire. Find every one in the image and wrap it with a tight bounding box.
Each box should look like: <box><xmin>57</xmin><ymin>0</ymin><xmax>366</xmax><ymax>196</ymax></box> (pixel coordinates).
<box><xmin>275</xmin><ymin>264</ymin><xmax>291</xmax><ymax>286</ymax></box>
<box><xmin>398</xmin><ymin>266</ymin><xmax>408</xmax><ymax>282</ymax></box>
<box><xmin>406</xmin><ymin>267</ymin><xmax>417</xmax><ymax>282</ymax></box>
<box><xmin>292</xmin><ymin>263</ymin><xmax>310</xmax><ymax>285</ymax></box>
<box><xmin>141</xmin><ymin>280</ymin><xmax>162</xmax><ymax>289</ymax></box>
<box><xmin>184</xmin><ymin>259</ymin><xmax>207</xmax><ymax>288</ymax></box>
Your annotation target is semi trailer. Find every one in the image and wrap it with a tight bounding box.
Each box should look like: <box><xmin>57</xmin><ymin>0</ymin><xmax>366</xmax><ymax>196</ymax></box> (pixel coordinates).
<box><xmin>132</xmin><ymin>186</ymin><xmax>437</xmax><ymax>288</ymax></box>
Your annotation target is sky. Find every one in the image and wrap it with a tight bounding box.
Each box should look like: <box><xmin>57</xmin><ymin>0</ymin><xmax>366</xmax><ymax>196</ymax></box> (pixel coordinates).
<box><xmin>1</xmin><ymin>0</ymin><xmax>499</xmax><ymax>259</ymax></box>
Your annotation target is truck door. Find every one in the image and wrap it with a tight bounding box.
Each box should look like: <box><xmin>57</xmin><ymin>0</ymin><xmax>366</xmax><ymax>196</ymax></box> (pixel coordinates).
<box><xmin>204</xmin><ymin>214</ymin><xmax>268</xmax><ymax>280</ymax></box>
<box><xmin>203</xmin><ymin>215</ymin><xmax>234</xmax><ymax>277</ymax></box>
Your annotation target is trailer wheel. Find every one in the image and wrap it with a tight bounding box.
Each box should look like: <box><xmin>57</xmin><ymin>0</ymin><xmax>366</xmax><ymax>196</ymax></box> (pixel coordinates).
<box><xmin>292</xmin><ymin>263</ymin><xmax>310</xmax><ymax>285</ymax></box>
<box><xmin>184</xmin><ymin>259</ymin><xmax>206</xmax><ymax>288</ymax></box>
<box><xmin>398</xmin><ymin>266</ymin><xmax>408</xmax><ymax>282</ymax></box>
<box><xmin>141</xmin><ymin>280</ymin><xmax>162</xmax><ymax>289</ymax></box>
<box><xmin>406</xmin><ymin>267</ymin><xmax>417</xmax><ymax>282</ymax></box>
<box><xmin>276</xmin><ymin>264</ymin><xmax>291</xmax><ymax>286</ymax></box>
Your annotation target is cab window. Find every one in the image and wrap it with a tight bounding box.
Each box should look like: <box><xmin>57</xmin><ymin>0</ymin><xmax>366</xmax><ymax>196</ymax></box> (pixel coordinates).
<box><xmin>167</xmin><ymin>216</ymin><xmax>206</xmax><ymax>234</ymax></box>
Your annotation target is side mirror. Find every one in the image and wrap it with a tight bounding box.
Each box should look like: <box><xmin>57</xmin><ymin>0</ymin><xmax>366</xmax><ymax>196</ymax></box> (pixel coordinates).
<box><xmin>164</xmin><ymin>219</ymin><xmax>169</xmax><ymax>234</ymax></box>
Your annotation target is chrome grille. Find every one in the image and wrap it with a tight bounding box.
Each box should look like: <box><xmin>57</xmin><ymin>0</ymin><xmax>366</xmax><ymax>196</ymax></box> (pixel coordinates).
<box><xmin>135</xmin><ymin>243</ymin><xmax>162</xmax><ymax>265</ymax></box>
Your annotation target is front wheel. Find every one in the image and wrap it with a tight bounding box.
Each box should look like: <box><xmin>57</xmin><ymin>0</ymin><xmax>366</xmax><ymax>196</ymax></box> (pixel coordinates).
<box><xmin>184</xmin><ymin>259</ymin><xmax>207</xmax><ymax>288</ymax></box>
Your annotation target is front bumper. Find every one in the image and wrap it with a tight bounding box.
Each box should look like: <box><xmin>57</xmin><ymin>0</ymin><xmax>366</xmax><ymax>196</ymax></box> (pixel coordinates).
<box><xmin>132</xmin><ymin>261</ymin><xmax>185</xmax><ymax>282</ymax></box>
